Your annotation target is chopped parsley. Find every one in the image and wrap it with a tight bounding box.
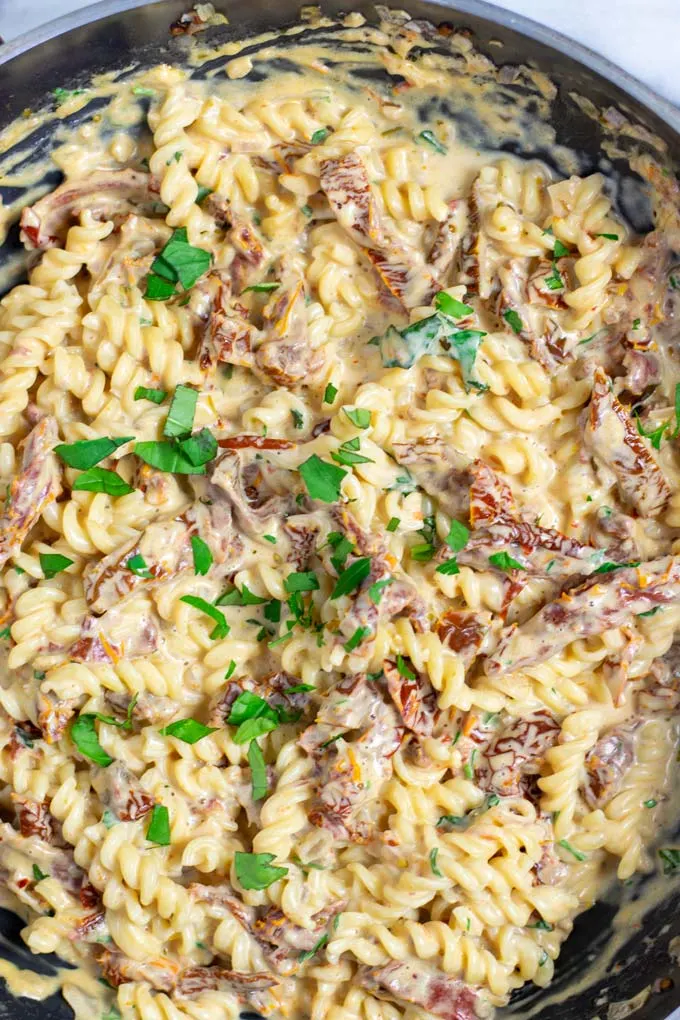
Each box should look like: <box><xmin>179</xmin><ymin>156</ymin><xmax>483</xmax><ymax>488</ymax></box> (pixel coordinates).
<box><xmin>503</xmin><ymin>309</ymin><xmax>523</xmax><ymax>334</ymax></box>
<box><xmin>418</xmin><ymin>129</ymin><xmax>447</xmax><ymax>155</ymax></box>
<box><xmin>488</xmin><ymin>552</ymin><xmax>524</xmax><ymax>571</ymax></box>
<box><xmin>299</xmin><ymin>454</ymin><xmax>346</xmax><ymax>502</ymax></box>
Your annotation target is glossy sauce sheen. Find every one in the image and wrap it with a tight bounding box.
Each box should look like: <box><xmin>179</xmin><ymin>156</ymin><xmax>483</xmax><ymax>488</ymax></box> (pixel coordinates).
<box><xmin>0</xmin><ymin>6</ymin><xmax>679</xmax><ymax>1020</ymax></box>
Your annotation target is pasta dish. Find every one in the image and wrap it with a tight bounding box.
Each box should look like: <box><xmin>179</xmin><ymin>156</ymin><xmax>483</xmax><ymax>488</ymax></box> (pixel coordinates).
<box><xmin>0</xmin><ymin>6</ymin><xmax>679</xmax><ymax>1020</ymax></box>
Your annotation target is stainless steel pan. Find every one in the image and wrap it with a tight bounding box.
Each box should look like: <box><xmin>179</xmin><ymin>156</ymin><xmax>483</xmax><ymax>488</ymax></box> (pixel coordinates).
<box><xmin>0</xmin><ymin>2</ymin><xmax>678</xmax><ymax>1018</ymax></box>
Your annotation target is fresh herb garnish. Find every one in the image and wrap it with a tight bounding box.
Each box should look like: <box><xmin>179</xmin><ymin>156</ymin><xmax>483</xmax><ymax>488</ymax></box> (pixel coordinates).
<box><xmin>126</xmin><ymin>554</ymin><xmax>152</xmax><ymax>578</ymax></box>
<box><xmin>39</xmin><ymin>553</ymin><xmax>73</xmax><ymax>579</ymax></box>
<box><xmin>72</xmin><ymin>466</ymin><xmax>135</xmax><ymax>496</ymax></box>
<box><xmin>396</xmin><ymin>654</ymin><xmax>415</xmax><ymax>680</ymax></box>
<box><xmin>503</xmin><ymin>309</ymin><xmax>523</xmax><ymax>334</ymax></box>
<box><xmin>344</xmin><ymin>626</ymin><xmax>370</xmax><ymax>652</ymax></box>
<box><xmin>387</xmin><ymin>516</ymin><xmax>400</xmax><ymax>532</ymax></box>
<box><xmin>445</xmin><ymin>519</ymin><xmax>469</xmax><ymax>551</ymax></box>
<box><xmin>179</xmin><ymin>595</ymin><xmax>229</xmax><ymax>639</ymax></box>
<box><xmin>368</xmin><ymin>577</ymin><xmax>393</xmax><ymax>604</ymax></box>
<box><xmin>134</xmin><ymin>386</ymin><xmax>167</xmax><ymax>404</ymax></box>
<box><xmin>559</xmin><ymin>839</ymin><xmax>586</xmax><ymax>862</ymax></box>
<box><xmin>418</xmin><ymin>129</ymin><xmax>447</xmax><ymax>154</ymax></box>
<box><xmin>429</xmin><ymin>847</ymin><xmax>443</xmax><ymax>876</ymax></box>
<box><xmin>195</xmin><ymin>185</ymin><xmax>213</xmax><ymax>205</ymax></box>
<box><xmin>323</xmin><ymin>382</ymin><xmax>338</xmax><ymax>404</ymax></box>
<box><xmin>528</xmin><ymin>919</ymin><xmax>553</xmax><ymax>931</ymax></box>
<box><xmin>435</xmin><ymin>292</ymin><xmax>473</xmax><ymax>319</ymax></box>
<box><xmin>134</xmin><ymin>441</ymin><xmax>205</xmax><ymax>475</ymax></box>
<box><xmin>344</xmin><ymin>407</ymin><xmax>371</xmax><ymax>429</ymax></box>
<box><xmin>70</xmin><ymin>715</ymin><xmax>113</xmax><ymax>767</ymax></box>
<box><xmin>299</xmin><ymin>454</ymin><xmax>347</xmax><ymax>502</ymax></box>
<box><xmin>147</xmin><ymin>804</ymin><xmax>171</xmax><ymax>845</ymax></box>
<box><xmin>552</xmin><ymin>239</ymin><xmax>570</xmax><ymax>258</ymax></box>
<box><xmin>145</xmin><ymin>228</ymin><xmax>211</xmax><ymax>301</ymax></box>
<box><xmin>592</xmin><ymin>560</ymin><xmax>640</xmax><ymax>574</ymax></box>
<box><xmin>659</xmin><ymin>848</ymin><xmax>680</xmax><ymax>874</ymax></box>
<box><xmin>33</xmin><ymin>864</ymin><xmax>47</xmax><ymax>882</ymax></box>
<box><xmin>132</xmin><ymin>86</ymin><xmax>156</xmax><ymax>97</ymax></box>
<box><xmin>234</xmin><ymin>851</ymin><xmax>288</xmax><ymax>890</ymax></box>
<box><xmin>55</xmin><ymin>436</ymin><xmax>133</xmax><ymax>470</ymax></box>
<box><xmin>191</xmin><ymin>535</ymin><xmax>212</xmax><ymax>575</ymax></box>
<box><xmin>544</xmin><ymin>264</ymin><xmax>564</xmax><ymax>291</ymax></box>
<box><xmin>311</xmin><ymin>127</ymin><xmax>330</xmax><ymax>144</ymax></box>
<box><xmin>595</xmin><ymin>232</ymin><xmax>619</xmax><ymax>241</ymax></box>
<box><xmin>331</xmin><ymin>557</ymin><xmax>371</xmax><ymax>599</ymax></box>
<box><xmin>635</xmin><ymin>413</ymin><xmax>669</xmax><ymax>450</ymax></box>
<box><xmin>435</xmin><ymin>559</ymin><xmax>460</xmax><ymax>576</ymax></box>
<box><xmin>488</xmin><ymin>552</ymin><xmax>525</xmax><ymax>571</ymax></box>
<box><xmin>248</xmin><ymin>739</ymin><xmax>268</xmax><ymax>800</ymax></box>
<box><xmin>53</xmin><ymin>87</ymin><xmax>87</xmax><ymax>105</ymax></box>
<box><xmin>164</xmin><ymin>385</ymin><xmax>198</xmax><ymax>438</ymax></box>
<box><xmin>291</xmin><ymin>409</ymin><xmax>304</xmax><ymax>429</ymax></box>
<box><xmin>160</xmin><ymin>718</ymin><xmax>217</xmax><ymax>743</ymax></box>
<box><xmin>285</xmin><ymin>571</ymin><xmax>319</xmax><ymax>593</ymax></box>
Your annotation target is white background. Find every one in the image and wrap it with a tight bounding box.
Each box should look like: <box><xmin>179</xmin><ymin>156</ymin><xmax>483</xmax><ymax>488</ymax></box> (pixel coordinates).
<box><xmin>0</xmin><ymin>0</ymin><xmax>679</xmax><ymax>108</ymax></box>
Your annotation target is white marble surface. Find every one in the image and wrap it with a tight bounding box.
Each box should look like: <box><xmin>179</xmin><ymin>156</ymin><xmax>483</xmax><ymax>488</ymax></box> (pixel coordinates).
<box><xmin>0</xmin><ymin>0</ymin><xmax>678</xmax><ymax>108</ymax></box>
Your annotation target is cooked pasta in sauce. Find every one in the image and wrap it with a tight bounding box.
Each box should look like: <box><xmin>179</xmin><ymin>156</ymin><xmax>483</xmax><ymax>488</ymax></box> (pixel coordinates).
<box><xmin>1</xmin><ymin>6</ymin><xmax>680</xmax><ymax>1020</ymax></box>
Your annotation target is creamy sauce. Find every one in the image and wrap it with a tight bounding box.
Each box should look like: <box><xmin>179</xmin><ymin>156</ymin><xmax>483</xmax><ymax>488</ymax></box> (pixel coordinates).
<box><xmin>0</xmin><ymin>5</ymin><xmax>678</xmax><ymax>1020</ymax></box>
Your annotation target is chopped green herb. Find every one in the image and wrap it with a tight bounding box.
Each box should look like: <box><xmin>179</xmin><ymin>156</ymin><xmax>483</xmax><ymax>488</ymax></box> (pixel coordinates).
<box><xmin>528</xmin><ymin>919</ymin><xmax>553</xmax><ymax>931</ymax></box>
<box><xmin>638</xmin><ymin>606</ymin><xmax>662</xmax><ymax>618</ymax></box>
<box><xmin>396</xmin><ymin>654</ymin><xmax>415</xmax><ymax>680</ymax></box>
<box><xmin>436</xmin><ymin>558</ymin><xmax>460</xmax><ymax>576</ymax></box>
<box><xmin>331</xmin><ymin>440</ymin><xmax>374</xmax><ymax>467</ymax></box>
<box><xmin>463</xmin><ymin>749</ymin><xmax>476</xmax><ymax>780</ymax></box>
<box><xmin>147</xmin><ymin>804</ymin><xmax>171</xmax><ymax>845</ymax></box>
<box><xmin>134</xmin><ymin>441</ymin><xmax>205</xmax><ymax>475</ymax></box>
<box><xmin>160</xmin><ymin>718</ymin><xmax>217</xmax><ymax>743</ymax></box>
<box><xmin>503</xmin><ymin>309</ymin><xmax>523</xmax><ymax>334</ymax></box>
<box><xmin>0</xmin><ymin>627</ymin><xmax>11</xmax><ymax>640</ymax></box>
<box><xmin>285</xmin><ymin>683</ymin><xmax>315</xmax><ymax>694</ymax></box>
<box><xmin>264</xmin><ymin>600</ymin><xmax>281</xmax><ymax>623</ymax></box>
<box><xmin>635</xmin><ymin>413</ymin><xmax>668</xmax><ymax>450</ymax></box>
<box><xmin>132</xmin><ymin>86</ymin><xmax>156</xmax><ymax>96</ymax></box>
<box><xmin>559</xmin><ymin>839</ymin><xmax>586</xmax><ymax>862</ymax></box>
<box><xmin>331</xmin><ymin>557</ymin><xmax>371</xmax><ymax>599</ymax></box>
<box><xmin>33</xmin><ymin>864</ymin><xmax>47</xmax><ymax>882</ymax></box>
<box><xmin>445</xmin><ymin>519</ymin><xmax>469</xmax><ymax>552</ymax></box>
<box><xmin>242</xmin><ymin>282</ymin><xmax>280</xmax><ymax>294</ymax></box>
<box><xmin>134</xmin><ymin>386</ymin><xmax>167</xmax><ymax>404</ymax></box>
<box><xmin>53</xmin><ymin>87</ymin><xmax>87</xmax><ymax>104</ymax></box>
<box><xmin>368</xmin><ymin>577</ymin><xmax>393</xmax><ymax>604</ymax></box>
<box><xmin>148</xmin><ymin>227</ymin><xmax>211</xmax><ymax>297</ymax></box>
<box><xmin>234</xmin><ymin>851</ymin><xmax>288</xmax><ymax>890</ymax></box>
<box><xmin>285</xmin><ymin>571</ymin><xmax>320</xmax><ymax>593</ymax></box>
<box><xmin>644</xmin><ymin>799</ymin><xmax>658</xmax><ymax>809</ymax></box>
<box><xmin>670</xmin><ymin>275</ymin><xmax>679</xmax><ymax>291</ymax></box>
<box><xmin>164</xmin><ymin>385</ymin><xmax>198</xmax><ymax>438</ymax></box>
<box><xmin>418</xmin><ymin>129</ymin><xmax>447</xmax><ymax>155</ymax></box>
<box><xmin>543</xmin><ymin>264</ymin><xmax>564</xmax><ymax>291</ymax></box>
<box><xmin>291</xmin><ymin>409</ymin><xmax>304</xmax><ymax>429</ymax></box>
<box><xmin>595</xmin><ymin>232</ymin><xmax>619</xmax><ymax>240</ymax></box>
<box><xmin>145</xmin><ymin>274</ymin><xmax>178</xmax><ymax>301</ymax></box>
<box><xmin>488</xmin><ymin>552</ymin><xmax>525</xmax><ymax>571</ymax></box>
<box><xmin>191</xmin><ymin>535</ymin><xmax>213</xmax><ymax>576</ymax></box>
<box><xmin>386</xmin><ymin>516</ymin><xmax>400</xmax><ymax>532</ymax></box>
<box><xmin>195</xmin><ymin>185</ymin><xmax>213</xmax><ymax>205</ymax></box>
<box><xmin>248</xmin><ymin>739</ymin><xmax>268</xmax><ymax>800</ymax></box>
<box><xmin>299</xmin><ymin>454</ymin><xmax>347</xmax><ymax>502</ymax></box>
<box><xmin>329</xmin><ymin>535</ymin><xmax>354</xmax><ymax>572</ymax></box>
<box><xmin>441</xmin><ymin>328</ymin><xmax>488</xmax><ymax>391</ymax></box>
<box><xmin>323</xmin><ymin>382</ymin><xmax>338</xmax><ymax>404</ymax></box>
<box><xmin>344</xmin><ymin>626</ymin><xmax>370</xmax><ymax>652</ymax></box>
<box><xmin>70</xmin><ymin>715</ymin><xmax>113</xmax><ymax>767</ymax></box>
<box><xmin>179</xmin><ymin>595</ymin><xmax>229</xmax><ymax>639</ymax></box>
<box><xmin>56</xmin><ymin>436</ymin><xmax>134</xmax><ymax>470</ymax></box>
<box><xmin>429</xmin><ymin>847</ymin><xmax>443</xmax><ymax>876</ymax></box>
<box><xmin>177</xmin><ymin>428</ymin><xmax>217</xmax><ymax>468</ymax></box>
<box><xmin>298</xmin><ymin>931</ymin><xmax>330</xmax><ymax>962</ymax></box>
<box><xmin>344</xmin><ymin>407</ymin><xmax>371</xmax><ymax>429</ymax></box>
<box><xmin>659</xmin><ymin>848</ymin><xmax>680</xmax><ymax>874</ymax></box>
<box><xmin>301</xmin><ymin>204</ymin><xmax>313</xmax><ymax>217</ymax></box>
<box><xmin>435</xmin><ymin>292</ymin><xmax>473</xmax><ymax>319</ymax></box>
<box><xmin>411</xmin><ymin>542</ymin><xmax>434</xmax><ymax>562</ymax></box>
<box><xmin>632</xmin><ymin>317</ymin><xmax>641</xmax><ymax>330</ymax></box>
<box><xmin>72</xmin><ymin>466</ymin><xmax>135</xmax><ymax>496</ymax></box>
<box><xmin>592</xmin><ymin>560</ymin><xmax>640</xmax><ymax>574</ymax></box>
<box><xmin>552</xmin><ymin>239</ymin><xmax>570</xmax><ymax>258</ymax></box>
<box><xmin>311</xmin><ymin>127</ymin><xmax>330</xmax><ymax>144</ymax></box>
<box><xmin>39</xmin><ymin>552</ymin><xmax>73</xmax><ymax>579</ymax></box>
<box><xmin>102</xmin><ymin>809</ymin><xmax>116</xmax><ymax>829</ymax></box>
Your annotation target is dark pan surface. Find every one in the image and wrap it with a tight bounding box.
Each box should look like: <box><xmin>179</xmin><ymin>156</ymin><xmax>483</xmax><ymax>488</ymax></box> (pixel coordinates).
<box><xmin>0</xmin><ymin>2</ymin><xmax>679</xmax><ymax>1018</ymax></box>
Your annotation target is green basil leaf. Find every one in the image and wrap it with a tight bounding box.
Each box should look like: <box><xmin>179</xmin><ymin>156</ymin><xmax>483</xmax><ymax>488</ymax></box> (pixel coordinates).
<box><xmin>176</xmin><ymin>428</ymin><xmax>217</xmax><ymax>467</ymax></box>
<box><xmin>146</xmin><ymin>804</ymin><xmax>171</xmax><ymax>845</ymax></box>
<box><xmin>592</xmin><ymin>560</ymin><xmax>640</xmax><ymax>574</ymax></box>
<box><xmin>228</xmin><ymin>691</ymin><xmax>276</xmax><ymax>726</ymax></box>
<box><xmin>152</xmin><ymin>227</ymin><xmax>211</xmax><ymax>290</ymax></box>
<box><xmin>488</xmin><ymin>551</ymin><xmax>525</xmax><ymax>571</ymax></box>
<box><xmin>343</xmin><ymin>626</ymin><xmax>371</xmax><ymax>652</ymax></box>
<box><xmin>33</xmin><ymin>864</ymin><xmax>47</xmax><ymax>882</ymax></box>
<box><xmin>102</xmin><ymin>809</ymin><xmax>117</xmax><ymax>828</ymax></box>
<box><xmin>595</xmin><ymin>232</ymin><xmax>619</xmax><ymax>241</ymax></box>
<box><xmin>145</xmin><ymin>274</ymin><xmax>177</xmax><ymax>301</ymax></box>
<box><xmin>132</xmin><ymin>86</ymin><xmax>156</xmax><ymax>96</ymax></box>
<box><xmin>234</xmin><ymin>716</ymin><xmax>278</xmax><ymax>743</ymax></box>
<box><xmin>248</xmin><ymin>739</ymin><xmax>268</xmax><ymax>800</ymax></box>
<box><xmin>418</xmin><ymin>129</ymin><xmax>447</xmax><ymax>154</ymax></box>
<box><xmin>160</xmin><ymin>718</ymin><xmax>217</xmax><ymax>744</ymax></box>
<box><xmin>55</xmin><ymin>436</ymin><xmax>134</xmax><ymax>470</ymax></box>
<box><xmin>635</xmin><ymin>413</ymin><xmax>669</xmax><ymax>451</ymax></box>
<box><xmin>368</xmin><ymin>577</ymin><xmax>393</xmax><ymax>604</ymax></box>
<box><xmin>558</xmin><ymin>838</ymin><xmax>586</xmax><ymax>862</ymax></box>
<box><xmin>323</xmin><ymin>382</ymin><xmax>338</xmax><ymax>404</ymax></box>
<box><xmin>71</xmin><ymin>715</ymin><xmax>113</xmax><ymax>767</ymax></box>
<box><xmin>329</xmin><ymin>535</ymin><xmax>354</xmax><ymax>572</ymax></box>
<box><xmin>660</xmin><ymin>848</ymin><xmax>680</xmax><ymax>874</ymax></box>
<box><xmin>436</xmin><ymin>558</ymin><xmax>460</xmax><ymax>576</ymax></box>
<box><xmin>528</xmin><ymin>918</ymin><xmax>553</xmax><ymax>931</ymax></box>
<box><xmin>396</xmin><ymin>654</ymin><xmax>415</xmax><ymax>680</ymax></box>
<box><xmin>379</xmin><ymin>315</ymin><xmax>441</xmax><ymax>369</ymax></box>
<box><xmin>179</xmin><ymin>595</ymin><xmax>229</xmax><ymax>638</ymax></box>
<box><xmin>344</xmin><ymin>408</ymin><xmax>371</xmax><ymax>429</ymax></box>
<box><xmin>134</xmin><ymin>386</ymin><xmax>167</xmax><ymax>404</ymax></box>
<box><xmin>191</xmin><ymin>535</ymin><xmax>213</xmax><ymax>576</ymax></box>
<box><xmin>544</xmin><ymin>265</ymin><xmax>564</xmax><ymax>291</ymax></box>
<box><xmin>311</xmin><ymin>127</ymin><xmax>330</xmax><ymax>144</ymax></box>
<box><xmin>285</xmin><ymin>571</ymin><xmax>319</xmax><ymax>593</ymax></box>
<box><xmin>442</xmin><ymin>328</ymin><xmax>487</xmax><ymax>391</ymax></box>
<box><xmin>195</xmin><ymin>185</ymin><xmax>213</xmax><ymax>204</ymax></box>
<box><xmin>234</xmin><ymin>851</ymin><xmax>288</xmax><ymax>890</ymax></box>
<box><xmin>127</xmin><ymin>554</ymin><xmax>152</xmax><ymax>578</ymax></box>
<box><xmin>429</xmin><ymin>847</ymin><xmax>443</xmax><ymax>876</ymax></box>
<box><xmin>135</xmin><ymin>441</ymin><xmax>206</xmax><ymax>475</ymax></box>
<box><xmin>39</xmin><ymin>552</ymin><xmax>73</xmax><ymax>579</ymax></box>
<box><xmin>299</xmin><ymin>454</ymin><xmax>347</xmax><ymax>502</ymax></box>
<box><xmin>445</xmin><ymin>520</ymin><xmax>469</xmax><ymax>552</ymax></box>
<box><xmin>72</xmin><ymin>466</ymin><xmax>135</xmax><ymax>496</ymax></box>
<box><xmin>386</xmin><ymin>516</ymin><xmax>400</xmax><ymax>532</ymax></box>
<box><xmin>435</xmin><ymin>292</ymin><xmax>473</xmax><ymax>319</ymax></box>
<box><xmin>552</xmin><ymin>239</ymin><xmax>570</xmax><ymax>258</ymax></box>
<box><xmin>291</xmin><ymin>409</ymin><xmax>304</xmax><ymax>429</ymax></box>
<box><xmin>242</xmin><ymin>282</ymin><xmax>280</xmax><ymax>294</ymax></box>
<box><xmin>411</xmin><ymin>542</ymin><xmax>434</xmax><ymax>562</ymax></box>
<box><xmin>264</xmin><ymin>599</ymin><xmax>281</xmax><ymax>622</ymax></box>
<box><xmin>331</xmin><ymin>557</ymin><xmax>371</xmax><ymax>599</ymax></box>
<box><xmin>502</xmin><ymin>309</ymin><xmax>523</xmax><ymax>335</ymax></box>
<box><xmin>164</xmin><ymin>385</ymin><xmax>198</xmax><ymax>438</ymax></box>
